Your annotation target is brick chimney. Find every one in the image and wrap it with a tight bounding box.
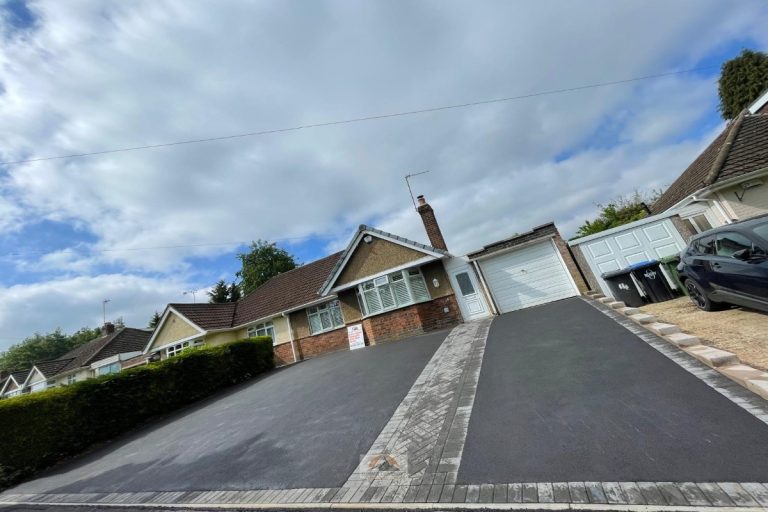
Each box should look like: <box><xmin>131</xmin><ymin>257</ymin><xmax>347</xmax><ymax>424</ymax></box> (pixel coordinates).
<box><xmin>416</xmin><ymin>195</ymin><xmax>448</xmax><ymax>251</ymax></box>
<box><xmin>102</xmin><ymin>322</ymin><xmax>115</xmax><ymax>336</ymax></box>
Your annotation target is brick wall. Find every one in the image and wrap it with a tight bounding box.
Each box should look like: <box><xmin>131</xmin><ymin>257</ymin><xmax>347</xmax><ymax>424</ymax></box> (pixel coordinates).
<box><xmin>294</xmin><ymin>327</ymin><xmax>350</xmax><ymax>360</ymax></box>
<box><xmin>569</xmin><ymin>244</ymin><xmax>601</xmax><ymax>292</ymax></box>
<box><xmin>274</xmin><ymin>343</ymin><xmax>296</xmax><ymax>367</ymax></box>
<box><xmin>362</xmin><ymin>295</ymin><xmax>461</xmax><ymax>344</ymax></box>
<box><xmin>286</xmin><ymin>296</ymin><xmax>461</xmax><ymax>363</ymax></box>
<box><xmin>552</xmin><ymin>234</ymin><xmax>591</xmax><ymax>294</ymax></box>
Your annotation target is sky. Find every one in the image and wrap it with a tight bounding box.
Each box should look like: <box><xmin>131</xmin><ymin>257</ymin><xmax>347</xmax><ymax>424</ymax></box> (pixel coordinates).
<box><xmin>0</xmin><ymin>0</ymin><xmax>767</xmax><ymax>349</ymax></box>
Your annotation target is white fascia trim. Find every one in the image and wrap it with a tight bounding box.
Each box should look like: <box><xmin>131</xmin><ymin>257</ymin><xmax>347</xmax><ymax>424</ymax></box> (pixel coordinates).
<box><xmin>280</xmin><ymin>295</ymin><xmax>340</xmax><ymax>315</ymax></box>
<box><xmin>89</xmin><ymin>352</ymin><xmax>143</xmax><ymax>369</ymax></box>
<box><xmin>21</xmin><ymin>366</ymin><xmax>46</xmax><ymax>387</ymax></box>
<box><xmin>748</xmin><ymin>89</ymin><xmax>768</xmax><ymax>114</ymax></box>
<box><xmin>568</xmin><ymin>210</ymin><xmax>681</xmax><ymax>247</ymax></box>
<box><xmin>149</xmin><ymin>333</ymin><xmax>206</xmax><ymax>354</ymax></box>
<box><xmin>329</xmin><ymin>255</ymin><xmax>438</xmax><ymax>293</ymax></box>
<box><xmin>665</xmin><ymin>167</ymin><xmax>768</xmax><ymax>213</ymax></box>
<box><xmin>320</xmin><ymin>230</ymin><xmax>447</xmax><ymax>296</ymax></box>
<box><xmin>472</xmin><ymin>236</ymin><xmax>555</xmax><ymax>261</ymax></box>
<box><xmin>0</xmin><ymin>376</ymin><xmax>18</xmax><ymax>395</ymax></box>
<box><xmin>143</xmin><ymin>305</ymin><xmax>206</xmax><ymax>353</ymax></box>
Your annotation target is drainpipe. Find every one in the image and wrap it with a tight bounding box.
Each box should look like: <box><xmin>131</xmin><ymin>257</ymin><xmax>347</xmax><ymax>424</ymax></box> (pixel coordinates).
<box><xmin>471</xmin><ymin>259</ymin><xmax>499</xmax><ymax>316</ymax></box>
<box><xmin>282</xmin><ymin>312</ymin><xmax>298</xmax><ymax>363</ymax></box>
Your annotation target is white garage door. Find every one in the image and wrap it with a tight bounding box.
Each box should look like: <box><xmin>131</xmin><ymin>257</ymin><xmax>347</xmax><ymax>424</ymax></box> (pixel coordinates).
<box><xmin>479</xmin><ymin>240</ymin><xmax>579</xmax><ymax>314</ymax></box>
<box><xmin>572</xmin><ymin>217</ymin><xmax>686</xmax><ymax>295</ymax></box>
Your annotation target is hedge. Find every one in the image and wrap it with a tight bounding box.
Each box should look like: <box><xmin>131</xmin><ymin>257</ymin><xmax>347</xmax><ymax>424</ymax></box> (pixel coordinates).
<box><xmin>0</xmin><ymin>337</ymin><xmax>274</xmax><ymax>489</ymax></box>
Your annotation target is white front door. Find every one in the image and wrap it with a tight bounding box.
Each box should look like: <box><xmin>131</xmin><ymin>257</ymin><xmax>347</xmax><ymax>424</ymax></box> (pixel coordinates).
<box><xmin>453</xmin><ymin>270</ymin><xmax>488</xmax><ymax>320</ymax></box>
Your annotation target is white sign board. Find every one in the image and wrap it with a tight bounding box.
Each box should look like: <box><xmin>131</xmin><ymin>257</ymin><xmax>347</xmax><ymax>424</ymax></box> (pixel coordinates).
<box><xmin>347</xmin><ymin>324</ymin><xmax>365</xmax><ymax>350</ymax></box>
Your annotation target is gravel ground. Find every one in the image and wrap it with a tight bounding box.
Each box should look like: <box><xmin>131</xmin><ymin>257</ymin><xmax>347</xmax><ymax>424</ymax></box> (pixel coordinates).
<box><xmin>641</xmin><ymin>297</ymin><xmax>768</xmax><ymax>370</ymax></box>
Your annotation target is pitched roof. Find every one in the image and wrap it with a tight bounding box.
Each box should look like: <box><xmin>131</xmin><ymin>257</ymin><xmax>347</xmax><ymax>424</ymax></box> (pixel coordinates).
<box><xmin>466</xmin><ymin>222</ymin><xmax>558</xmax><ymax>259</ymax></box>
<box><xmin>161</xmin><ymin>253</ymin><xmax>344</xmax><ymax>333</ymax></box>
<box><xmin>318</xmin><ymin>225</ymin><xmax>449</xmax><ymax>295</ymax></box>
<box><xmin>651</xmin><ymin>113</ymin><xmax>768</xmax><ymax>214</ymax></box>
<box><xmin>31</xmin><ymin>359</ymin><xmax>74</xmax><ymax>380</ymax></box>
<box><xmin>167</xmin><ymin>303</ymin><xmax>236</xmax><ymax>330</ymax></box>
<box><xmin>233</xmin><ymin>251</ymin><xmax>343</xmax><ymax>326</ymax></box>
<box><xmin>45</xmin><ymin>327</ymin><xmax>152</xmax><ymax>376</ymax></box>
<box><xmin>10</xmin><ymin>369</ymin><xmax>29</xmax><ymax>385</ymax></box>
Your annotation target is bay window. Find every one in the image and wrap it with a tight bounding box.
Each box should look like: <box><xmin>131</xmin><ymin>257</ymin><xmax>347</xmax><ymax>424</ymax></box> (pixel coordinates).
<box><xmin>357</xmin><ymin>268</ymin><xmax>431</xmax><ymax>316</ymax></box>
<box><xmin>96</xmin><ymin>362</ymin><xmax>121</xmax><ymax>376</ymax></box>
<box><xmin>247</xmin><ymin>321</ymin><xmax>275</xmax><ymax>340</ymax></box>
<box><xmin>307</xmin><ymin>300</ymin><xmax>345</xmax><ymax>334</ymax></box>
<box><xmin>166</xmin><ymin>339</ymin><xmax>203</xmax><ymax>358</ymax></box>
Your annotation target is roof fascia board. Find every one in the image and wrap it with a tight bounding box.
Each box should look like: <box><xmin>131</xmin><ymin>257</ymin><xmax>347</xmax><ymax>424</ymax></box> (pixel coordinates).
<box><xmin>329</xmin><ymin>255</ymin><xmax>438</xmax><ymax>293</ymax></box>
<box><xmin>0</xmin><ymin>376</ymin><xmax>17</xmax><ymax>395</ymax></box>
<box><xmin>665</xmin><ymin>166</ymin><xmax>768</xmax><ymax>213</ymax></box>
<box><xmin>568</xmin><ymin>211</ymin><xmax>681</xmax><ymax>246</ymax></box>
<box><xmin>143</xmin><ymin>306</ymin><xmax>206</xmax><ymax>353</ymax></box>
<box><xmin>470</xmin><ymin>235</ymin><xmax>556</xmax><ymax>261</ymax></box>
<box><xmin>22</xmin><ymin>366</ymin><xmax>45</xmax><ymax>387</ymax></box>
<box><xmin>748</xmin><ymin>89</ymin><xmax>768</xmax><ymax>114</ymax></box>
<box><xmin>320</xmin><ymin>228</ymin><xmax>446</xmax><ymax>296</ymax></box>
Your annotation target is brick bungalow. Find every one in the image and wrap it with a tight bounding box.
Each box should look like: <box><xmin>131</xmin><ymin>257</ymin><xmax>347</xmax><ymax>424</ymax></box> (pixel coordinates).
<box><xmin>144</xmin><ymin>197</ymin><xmax>462</xmax><ymax>364</ymax></box>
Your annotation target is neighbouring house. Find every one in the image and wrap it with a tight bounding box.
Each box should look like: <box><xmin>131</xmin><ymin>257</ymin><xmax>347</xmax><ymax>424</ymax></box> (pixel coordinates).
<box><xmin>145</xmin><ymin>197</ymin><xmax>463</xmax><ymax>365</ymax></box>
<box><xmin>569</xmin><ymin>91</ymin><xmax>768</xmax><ymax>295</ymax></box>
<box><xmin>0</xmin><ymin>324</ymin><xmax>151</xmax><ymax>398</ymax></box>
<box><xmin>0</xmin><ymin>369</ymin><xmax>30</xmax><ymax>398</ymax></box>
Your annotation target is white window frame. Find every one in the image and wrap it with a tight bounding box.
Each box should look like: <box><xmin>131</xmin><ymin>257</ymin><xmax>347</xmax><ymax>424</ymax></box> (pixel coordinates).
<box><xmin>67</xmin><ymin>374</ymin><xmax>77</xmax><ymax>385</ymax></box>
<box><xmin>247</xmin><ymin>321</ymin><xmax>275</xmax><ymax>340</ymax></box>
<box><xmin>307</xmin><ymin>300</ymin><xmax>345</xmax><ymax>335</ymax></box>
<box><xmin>356</xmin><ymin>268</ymin><xmax>431</xmax><ymax>317</ymax></box>
<box><xmin>96</xmin><ymin>362</ymin><xmax>121</xmax><ymax>376</ymax></box>
<box><xmin>166</xmin><ymin>339</ymin><xmax>203</xmax><ymax>358</ymax></box>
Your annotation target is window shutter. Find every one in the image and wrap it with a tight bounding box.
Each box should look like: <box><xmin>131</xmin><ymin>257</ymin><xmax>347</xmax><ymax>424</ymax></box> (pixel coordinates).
<box><xmin>379</xmin><ymin>284</ymin><xmax>396</xmax><ymax>310</ymax></box>
<box><xmin>408</xmin><ymin>273</ymin><xmax>431</xmax><ymax>302</ymax></box>
<box><xmin>364</xmin><ymin>288</ymin><xmax>382</xmax><ymax>314</ymax></box>
<box><xmin>391</xmin><ymin>277</ymin><xmax>410</xmax><ymax>306</ymax></box>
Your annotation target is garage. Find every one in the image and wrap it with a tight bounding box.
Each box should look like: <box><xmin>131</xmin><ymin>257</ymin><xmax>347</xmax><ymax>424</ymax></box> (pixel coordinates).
<box><xmin>568</xmin><ymin>213</ymin><xmax>687</xmax><ymax>296</ymax></box>
<box><xmin>467</xmin><ymin>223</ymin><xmax>585</xmax><ymax>314</ymax></box>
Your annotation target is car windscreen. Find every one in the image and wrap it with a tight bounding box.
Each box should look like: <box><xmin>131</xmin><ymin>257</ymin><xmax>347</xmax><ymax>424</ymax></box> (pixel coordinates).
<box><xmin>751</xmin><ymin>221</ymin><xmax>768</xmax><ymax>245</ymax></box>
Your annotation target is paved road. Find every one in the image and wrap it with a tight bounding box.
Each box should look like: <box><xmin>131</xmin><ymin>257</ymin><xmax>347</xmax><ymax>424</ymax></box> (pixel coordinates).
<box><xmin>458</xmin><ymin>297</ymin><xmax>768</xmax><ymax>483</ymax></box>
<box><xmin>10</xmin><ymin>330</ymin><xmax>447</xmax><ymax>494</ymax></box>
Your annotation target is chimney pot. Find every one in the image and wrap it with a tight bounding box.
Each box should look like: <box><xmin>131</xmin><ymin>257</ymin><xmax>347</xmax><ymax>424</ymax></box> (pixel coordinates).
<box><xmin>416</xmin><ymin>195</ymin><xmax>426</xmax><ymax>206</ymax></box>
<box><xmin>102</xmin><ymin>322</ymin><xmax>115</xmax><ymax>335</ymax></box>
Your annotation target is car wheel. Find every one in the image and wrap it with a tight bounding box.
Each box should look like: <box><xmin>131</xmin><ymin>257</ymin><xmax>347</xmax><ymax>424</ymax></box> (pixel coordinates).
<box><xmin>685</xmin><ymin>279</ymin><xmax>726</xmax><ymax>312</ymax></box>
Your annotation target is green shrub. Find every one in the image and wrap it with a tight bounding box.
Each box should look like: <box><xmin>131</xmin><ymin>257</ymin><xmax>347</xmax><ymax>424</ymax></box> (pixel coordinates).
<box><xmin>0</xmin><ymin>337</ymin><xmax>273</xmax><ymax>490</ymax></box>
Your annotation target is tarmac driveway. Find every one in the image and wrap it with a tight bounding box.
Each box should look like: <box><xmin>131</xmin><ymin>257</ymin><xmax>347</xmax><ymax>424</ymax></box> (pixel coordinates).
<box><xmin>10</xmin><ymin>330</ymin><xmax>448</xmax><ymax>494</ymax></box>
<box><xmin>458</xmin><ymin>297</ymin><xmax>768</xmax><ymax>483</ymax></box>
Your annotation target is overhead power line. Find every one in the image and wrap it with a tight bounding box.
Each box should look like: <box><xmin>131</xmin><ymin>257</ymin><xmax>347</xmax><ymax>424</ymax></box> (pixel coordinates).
<box><xmin>3</xmin><ymin>233</ymin><xmax>346</xmax><ymax>258</ymax></box>
<box><xmin>0</xmin><ymin>65</ymin><xmax>720</xmax><ymax>166</ymax></box>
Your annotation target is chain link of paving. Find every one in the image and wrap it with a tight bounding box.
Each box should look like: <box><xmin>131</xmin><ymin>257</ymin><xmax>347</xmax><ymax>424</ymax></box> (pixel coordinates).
<box><xmin>342</xmin><ymin>317</ymin><xmax>492</xmax><ymax>493</ymax></box>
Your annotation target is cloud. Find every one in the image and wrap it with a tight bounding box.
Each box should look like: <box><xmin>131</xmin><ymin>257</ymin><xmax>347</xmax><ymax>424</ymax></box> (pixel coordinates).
<box><xmin>0</xmin><ymin>274</ymin><xmax>191</xmax><ymax>346</ymax></box>
<box><xmin>0</xmin><ymin>0</ymin><xmax>766</xmax><ymax>347</ymax></box>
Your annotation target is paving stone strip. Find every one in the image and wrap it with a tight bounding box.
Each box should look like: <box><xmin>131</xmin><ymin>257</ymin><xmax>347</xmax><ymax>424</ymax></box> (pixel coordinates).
<box><xmin>342</xmin><ymin>317</ymin><xmax>492</xmax><ymax>492</ymax></box>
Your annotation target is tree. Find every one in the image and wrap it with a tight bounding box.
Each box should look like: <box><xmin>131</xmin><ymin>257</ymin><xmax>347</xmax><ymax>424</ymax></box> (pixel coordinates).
<box><xmin>573</xmin><ymin>190</ymin><xmax>662</xmax><ymax>239</ymax></box>
<box><xmin>236</xmin><ymin>240</ymin><xmax>298</xmax><ymax>295</ymax></box>
<box><xmin>208</xmin><ymin>279</ymin><xmax>231</xmax><ymax>303</ymax></box>
<box><xmin>718</xmin><ymin>49</ymin><xmax>768</xmax><ymax>120</ymax></box>
<box><xmin>0</xmin><ymin>327</ymin><xmax>101</xmax><ymax>374</ymax></box>
<box><xmin>148</xmin><ymin>311</ymin><xmax>162</xmax><ymax>329</ymax></box>
<box><xmin>228</xmin><ymin>282</ymin><xmax>241</xmax><ymax>302</ymax></box>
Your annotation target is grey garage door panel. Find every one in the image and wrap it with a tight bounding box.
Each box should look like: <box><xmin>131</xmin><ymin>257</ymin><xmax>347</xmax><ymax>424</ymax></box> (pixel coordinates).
<box><xmin>10</xmin><ymin>331</ymin><xmax>449</xmax><ymax>494</ymax></box>
<box><xmin>458</xmin><ymin>298</ymin><xmax>768</xmax><ymax>483</ymax></box>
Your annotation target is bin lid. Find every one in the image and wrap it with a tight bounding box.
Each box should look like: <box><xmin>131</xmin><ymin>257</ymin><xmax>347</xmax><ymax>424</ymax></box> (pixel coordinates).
<box><xmin>627</xmin><ymin>260</ymin><xmax>658</xmax><ymax>270</ymax></box>
<box><xmin>601</xmin><ymin>268</ymin><xmax>633</xmax><ymax>279</ymax></box>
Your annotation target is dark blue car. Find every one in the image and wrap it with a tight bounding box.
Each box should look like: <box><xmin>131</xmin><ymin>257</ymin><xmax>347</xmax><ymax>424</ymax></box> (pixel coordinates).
<box><xmin>678</xmin><ymin>214</ymin><xmax>768</xmax><ymax>312</ymax></box>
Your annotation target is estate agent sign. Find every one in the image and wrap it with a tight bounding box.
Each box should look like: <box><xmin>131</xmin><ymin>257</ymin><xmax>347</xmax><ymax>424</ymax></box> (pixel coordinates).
<box><xmin>347</xmin><ymin>324</ymin><xmax>365</xmax><ymax>350</ymax></box>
